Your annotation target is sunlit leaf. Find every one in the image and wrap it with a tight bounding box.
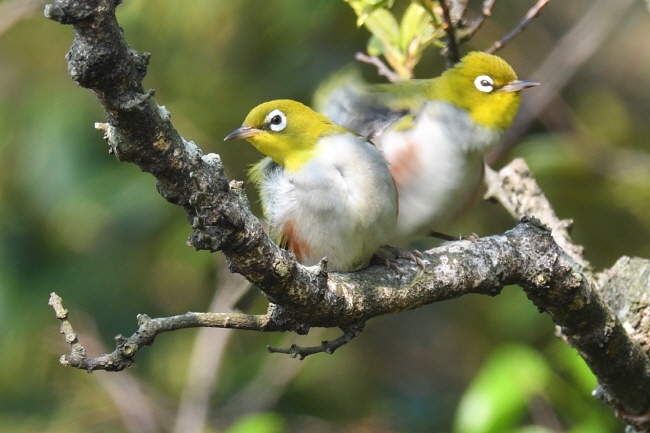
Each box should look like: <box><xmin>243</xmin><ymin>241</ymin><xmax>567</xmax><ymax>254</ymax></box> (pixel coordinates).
<box><xmin>367</xmin><ymin>34</ymin><xmax>385</xmax><ymax>56</ymax></box>
<box><xmin>399</xmin><ymin>2</ymin><xmax>436</xmax><ymax>52</ymax></box>
<box><xmin>453</xmin><ymin>344</ymin><xmax>551</xmax><ymax>433</ymax></box>
<box><xmin>362</xmin><ymin>7</ymin><xmax>400</xmax><ymax>48</ymax></box>
<box><xmin>345</xmin><ymin>0</ymin><xmax>395</xmax><ymax>26</ymax></box>
<box><xmin>226</xmin><ymin>412</ymin><xmax>286</xmax><ymax>433</ymax></box>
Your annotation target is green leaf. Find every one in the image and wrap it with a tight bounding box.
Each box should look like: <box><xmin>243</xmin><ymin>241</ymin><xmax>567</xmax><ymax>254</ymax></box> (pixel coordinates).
<box><xmin>345</xmin><ymin>0</ymin><xmax>395</xmax><ymax>26</ymax></box>
<box><xmin>363</xmin><ymin>7</ymin><xmax>400</xmax><ymax>47</ymax></box>
<box><xmin>453</xmin><ymin>344</ymin><xmax>551</xmax><ymax>433</ymax></box>
<box><xmin>226</xmin><ymin>412</ymin><xmax>286</xmax><ymax>433</ymax></box>
<box><xmin>399</xmin><ymin>2</ymin><xmax>435</xmax><ymax>52</ymax></box>
<box><xmin>547</xmin><ymin>340</ymin><xmax>597</xmax><ymax>395</ymax></box>
<box><xmin>367</xmin><ymin>34</ymin><xmax>385</xmax><ymax>56</ymax></box>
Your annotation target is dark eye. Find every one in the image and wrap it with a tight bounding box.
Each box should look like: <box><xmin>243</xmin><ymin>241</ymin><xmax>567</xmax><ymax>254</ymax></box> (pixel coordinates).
<box><xmin>265</xmin><ymin>109</ymin><xmax>287</xmax><ymax>132</ymax></box>
<box><xmin>474</xmin><ymin>75</ymin><xmax>494</xmax><ymax>93</ymax></box>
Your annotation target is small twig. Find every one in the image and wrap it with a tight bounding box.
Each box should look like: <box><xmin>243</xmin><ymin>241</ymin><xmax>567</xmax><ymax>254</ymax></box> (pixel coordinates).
<box><xmin>267</xmin><ymin>322</ymin><xmax>365</xmax><ymax>360</ymax></box>
<box><xmin>449</xmin><ymin>0</ymin><xmax>471</xmax><ymax>21</ymax></box>
<box><xmin>458</xmin><ymin>0</ymin><xmax>497</xmax><ymax>42</ymax></box>
<box><xmin>355</xmin><ymin>52</ymin><xmax>401</xmax><ymax>83</ymax></box>
<box><xmin>439</xmin><ymin>0</ymin><xmax>461</xmax><ymax>65</ymax></box>
<box><xmin>48</xmin><ymin>292</ymin><xmax>282</xmax><ymax>372</ymax></box>
<box><xmin>49</xmin><ymin>292</ymin><xmax>87</xmax><ymax>364</ymax></box>
<box><xmin>486</xmin><ymin>0</ymin><xmax>551</xmax><ymax>54</ymax></box>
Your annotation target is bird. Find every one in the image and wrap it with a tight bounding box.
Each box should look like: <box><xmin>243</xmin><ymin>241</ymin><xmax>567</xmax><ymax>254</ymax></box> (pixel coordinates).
<box><xmin>224</xmin><ymin>99</ymin><xmax>398</xmax><ymax>272</ymax></box>
<box><xmin>314</xmin><ymin>51</ymin><xmax>539</xmax><ymax>244</ymax></box>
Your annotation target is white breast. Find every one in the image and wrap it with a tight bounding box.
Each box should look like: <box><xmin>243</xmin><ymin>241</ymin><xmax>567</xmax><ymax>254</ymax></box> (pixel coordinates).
<box><xmin>259</xmin><ymin>133</ymin><xmax>398</xmax><ymax>272</ymax></box>
<box><xmin>377</xmin><ymin>102</ymin><xmax>501</xmax><ymax>243</ymax></box>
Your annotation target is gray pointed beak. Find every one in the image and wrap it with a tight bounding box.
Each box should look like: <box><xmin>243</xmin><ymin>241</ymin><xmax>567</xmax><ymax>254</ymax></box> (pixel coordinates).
<box><xmin>501</xmin><ymin>80</ymin><xmax>540</xmax><ymax>92</ymax></box>
<box><xmin>223</xmin><ymin>125</ymin><xmax>260</xmax><ymax>141</ymax></box>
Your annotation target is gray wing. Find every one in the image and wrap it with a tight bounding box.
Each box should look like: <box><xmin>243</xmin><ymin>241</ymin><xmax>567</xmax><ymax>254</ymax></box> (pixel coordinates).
<box><xmin>313</xmin><ymin>67</ymin><xmax>411</xmax><ymax>139</ymax></box>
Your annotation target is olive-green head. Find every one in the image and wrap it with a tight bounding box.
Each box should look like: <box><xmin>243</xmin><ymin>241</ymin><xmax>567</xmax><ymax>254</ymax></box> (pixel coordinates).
<box><xmin>224</xmin><ymin>99</ymin><xmax>347</xmax><ymax>172</ymax></box>
<box><xmin>433</xmin><ymin>51</ymin><xmax>539</xmax><ymax>130</ymax></box>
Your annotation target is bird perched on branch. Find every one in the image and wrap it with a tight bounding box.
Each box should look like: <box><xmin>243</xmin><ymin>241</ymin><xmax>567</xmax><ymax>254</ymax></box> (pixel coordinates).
<box><xmin>315</xmin><ymin>51</ymin><xmax>539</xmax><ymax>244</ymax></box>
<box><xmin>224</xmin><ymin>99</ymin><xmax>398</xmax><ymax>272</ymax></box>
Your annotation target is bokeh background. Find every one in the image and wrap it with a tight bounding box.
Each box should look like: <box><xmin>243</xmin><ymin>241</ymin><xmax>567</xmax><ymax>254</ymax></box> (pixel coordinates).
<box><xmin>1</xmin><ymin>0</ymin><xmax>649</xmax><ymax>432</ymax></box>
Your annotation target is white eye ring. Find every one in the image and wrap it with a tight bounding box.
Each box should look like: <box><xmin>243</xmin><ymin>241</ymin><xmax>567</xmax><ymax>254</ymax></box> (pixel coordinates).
<box><xmin>265</xmin><ymin>109</ymin><xmax>287</xmax><ymax>132</ymax></box>
<box><xmin>474</xmin><ymin>75</ymin><xmax>494</xmax><ymax>93</ymax></box>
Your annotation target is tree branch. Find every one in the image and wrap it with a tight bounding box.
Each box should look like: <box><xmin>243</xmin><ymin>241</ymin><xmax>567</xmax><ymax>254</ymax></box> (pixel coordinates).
<box><xmin>354</xmin><ymin>52</ymin><xmax>401</xmax><ymax>83</ymax></box>
<box><xmin>457</xmin><ymin>0</ymin><xmax>496</xmax><ymax>43</ymax></box>
<box><xmin>438</xmin><ymin>0</ymin><xmax>461</xmax><ymax>65</ymax></box>
<box><xmin>267</xmin><ymin>321</ymin><xmax>365</xmax><ymax>360</ymax></box>
<box><xmin>49</xmin><ymin>292</ymin><xmax>277</xmax><ymax>372</ymax></box>
<box><xmin>48</xmin><ymin>216</ymin><xmax>650</xmax><ymax>429</ymax></box>
<box><xmin>485</xmin><ymin>0</ymin><xmax>550</xmax><ymax>54</ymax></box>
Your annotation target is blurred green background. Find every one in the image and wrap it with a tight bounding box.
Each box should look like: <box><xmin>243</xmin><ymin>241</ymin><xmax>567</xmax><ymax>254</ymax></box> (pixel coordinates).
<box><xmin>1</xmin><ymin>0</ymin><xmax>649</xmax><ymax>432</ymax></box>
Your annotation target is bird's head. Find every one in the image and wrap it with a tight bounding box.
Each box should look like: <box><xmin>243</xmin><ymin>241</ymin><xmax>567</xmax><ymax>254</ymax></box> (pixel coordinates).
<box><xmin>435</xmin><ymin>51</ymin><xmax>539</xmax><ymax>130</ymax></box>
<box><xmin>224</xmin><ymin>99</ymin><xmax>347</xmax><ymax>171</ymax></box>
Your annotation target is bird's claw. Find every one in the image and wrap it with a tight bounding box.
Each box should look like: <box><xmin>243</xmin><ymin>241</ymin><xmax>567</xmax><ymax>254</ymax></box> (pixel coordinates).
<box><xmin>381</xmin><ymin>245</ymin><xmax>425</xmax><ymax>269</ymax></box>
<box><xmin>461</xmin><ymin>232</ymin><xmax>479</xmax><ymax>242</ymax></box>
<box><xmin>370</xmin><ymin>254</ymin><xmax>403</xmax><ymax>274</ymax></box>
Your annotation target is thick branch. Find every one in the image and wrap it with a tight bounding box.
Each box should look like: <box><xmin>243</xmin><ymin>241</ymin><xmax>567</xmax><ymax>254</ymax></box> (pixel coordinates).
<box><xmin>49</xmin><ymin>218</ymin><xmax>650</xmax><ymax>427</ymax></box>
<box><xmin>45</xmin><ymin>0</ymin><xmax>333</xmax><ymax>330</ymax></box>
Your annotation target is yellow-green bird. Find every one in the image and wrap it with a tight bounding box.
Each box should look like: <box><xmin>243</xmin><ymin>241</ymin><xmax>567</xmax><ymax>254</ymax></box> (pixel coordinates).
<box><xmin>224</xmin><ymin>99</ymin><xmax>398</xmax><ymax>272</ymax></box>
<box><xmin>314</xmin><ymin>51</ymin><xmax>539</xmax><ymax>244</ymax></box>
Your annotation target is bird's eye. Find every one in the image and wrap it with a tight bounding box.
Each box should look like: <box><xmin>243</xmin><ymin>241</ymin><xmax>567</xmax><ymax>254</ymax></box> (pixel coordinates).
<box><xmin>474</xmin><ymin>75</ymin><xmax>494</xmax><ymax>93</ymax></box>
<box><xmin>265</xmin><ymin>109</ymin><xmax>287</xmax><ymax>132</ymax></box>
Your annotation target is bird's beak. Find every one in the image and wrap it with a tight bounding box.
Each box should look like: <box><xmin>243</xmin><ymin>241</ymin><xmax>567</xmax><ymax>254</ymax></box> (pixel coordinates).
<box><xmin>223</xmin><ymin>125</ymin><xmax>260</xmax><ymax>141</ymax></box>
<box><xmin>501</xmin><ymin>80</ymin><xmax>540</xmax><ymax>93</ymax></box>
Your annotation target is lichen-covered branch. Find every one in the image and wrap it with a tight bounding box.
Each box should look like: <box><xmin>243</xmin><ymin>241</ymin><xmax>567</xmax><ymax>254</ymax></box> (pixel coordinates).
<box><xmin>48</xmin><ymin>216</ymin><xmax>650</xmax><ymax>431</ymax></box>
<box><xmin>486</xmin><ymin>160</ymin><xmax>650</xmax><ymax>431</ymax></box>
<box><xmin>43</xmin><ymin>1</ymin><xmax>650</xmax><ymax>430</ymax></box>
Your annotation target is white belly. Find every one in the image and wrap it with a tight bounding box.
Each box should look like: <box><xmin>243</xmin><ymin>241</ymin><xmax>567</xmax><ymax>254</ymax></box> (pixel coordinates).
<box><xmin>377</xmin><ymin>102</ymin><xmax>501</xmax><ymax>243</ymax></box>
<box><xmin>259</xmin><ymin>133</ymin><xmax>398</xmax><ymax>272</ymax></box>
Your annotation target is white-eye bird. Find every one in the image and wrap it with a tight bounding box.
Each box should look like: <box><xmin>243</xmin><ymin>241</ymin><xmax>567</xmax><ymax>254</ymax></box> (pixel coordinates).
<box><xmin>224</xmin><ymin>99</ymin><xmax>398</xmax><ymax>272</ymax></box>
<box><xmin>314</xmin><ymin>51</ymin><xmax>539</xmax><ymax>244</ymax></box>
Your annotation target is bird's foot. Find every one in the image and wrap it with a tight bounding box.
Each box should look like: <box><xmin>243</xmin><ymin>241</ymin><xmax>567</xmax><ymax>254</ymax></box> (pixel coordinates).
<box><xmin>370</xmin><ymin>254</ymin><xmax>402</xmax><ymax>273</ymax></box>
<box><xmin>381</xmin><ymin>245</ymin><xmax>425</xmax><ymax>269</ymax></box>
